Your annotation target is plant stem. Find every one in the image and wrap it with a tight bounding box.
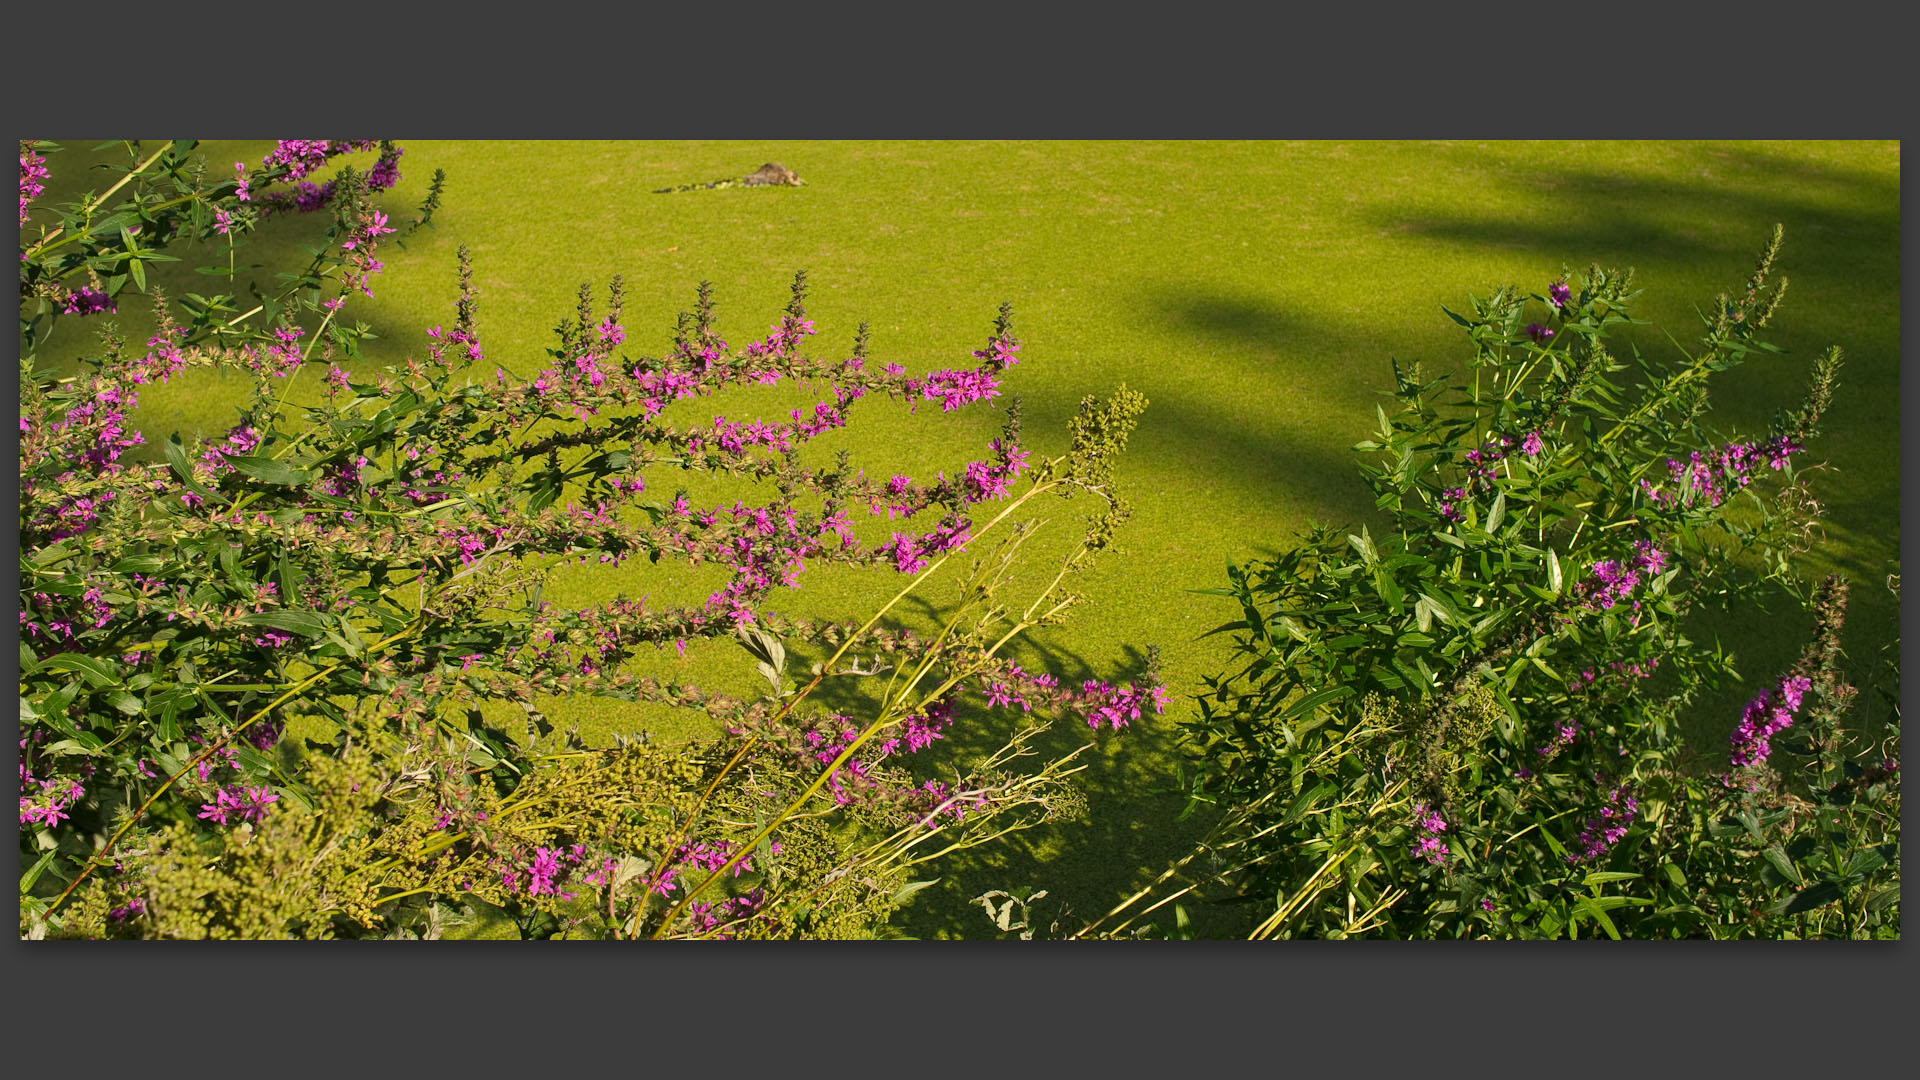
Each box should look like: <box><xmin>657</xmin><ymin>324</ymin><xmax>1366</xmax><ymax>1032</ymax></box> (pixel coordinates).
<box><xmin>25</xmin><ymin>142</ymin><xmax>173</xmax><ymax>258</ymax></box>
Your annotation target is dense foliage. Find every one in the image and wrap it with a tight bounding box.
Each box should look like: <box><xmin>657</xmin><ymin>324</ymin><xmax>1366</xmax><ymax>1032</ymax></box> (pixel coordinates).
<box><xmin>1085</xmin><ymin>229</ymin><xmax>1900</xmax><ymax>939</ymax></box>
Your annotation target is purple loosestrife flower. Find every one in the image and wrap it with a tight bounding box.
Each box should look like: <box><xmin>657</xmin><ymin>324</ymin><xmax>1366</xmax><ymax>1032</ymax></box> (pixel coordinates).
<box><xmin>20</xmin><ymin>143</ymin><xmax>51</xmax><ymax>224</ymax></box>
<box><xmin>109</xmin><ymin>898</ymin><xmax>148</xmax><ymax>923</ymax></box>
<box><xmin>526</xmin><ymin>847</ymin><xmax>565</xmax><ymax>896</ymax></box>
<box><xmin>365</xmin><ymin>143</ymin><xmax>404</xmax><ymax>190</ymax></box>
<box><xmin>918</xmin><ymin>368</ymin><xmax>1002</xmax><ymax>413</ymax></box>
<box><xmin>884</xmin><ymin>532</ymin><xmax>929</xmax><ymax>574</ymax></box>
<box><xmin>20</xmin><ymin>774</ymin><xmax>85</xmax><ymax>828</ymax></box>
<box><xmin>1078</xmin><ymin>679</ymin><xmax>1170</xmax><ymax>731</ymax></box>
<box><xmin>63</xmin><ymin>288</ymin><xmax>117</xmax><ymax>316</ymax></box>
<box><xmin>1566</xmin><ymin>783</ymin><xmax>1638</xmax><ymax>864</ymax></box>
<box><xmin>196</xmin><ymin>784</ymin><xmax>279</xmax><ymax>826</ymax></box>
<box><xmin>1727</xmin><ymin>674</ymin><xmax>1812</xmax><ymax>773</ymax></box>
<box><xmin>1409</xmin><ymin>802</ymin><xmax>1451</xmax><ymax>867</ymax></box>
<box><xmin>1548</xmin><ymin>280</ymin><xmax>1571</xmax><ymax>309</ymax></box>
<box><xmin>1639</xmin><ymin>436</ymin><xmax>1803</xmax><ymax>511</ymax></box>
<box><xmin>1579</xmin><ymin>542</ymin><xmax>1665</xmax><ymax>613</ymax></box>
<box><xmin>1521</xmin><ymin>430</ymin><xmax>1544</xmax><ymax>457</ymax></box>
<box><xmin>1525</xmin><ymin>323</ymin><xmax>1555</xmax><ymax>344</ymax></box>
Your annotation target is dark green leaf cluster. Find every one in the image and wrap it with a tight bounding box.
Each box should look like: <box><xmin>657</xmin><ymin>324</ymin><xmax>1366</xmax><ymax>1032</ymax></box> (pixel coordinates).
<box><xmin>1136</xmin><ymin>228</ymin><xmax>1897</xmax><ymax>939</ymax></box>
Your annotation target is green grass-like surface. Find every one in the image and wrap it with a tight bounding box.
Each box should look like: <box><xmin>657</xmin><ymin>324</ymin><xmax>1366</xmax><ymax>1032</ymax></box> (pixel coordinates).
<box><xmin>31</xmin><ymin>140</ymin><xmax>1899</xmax><ymax>938</ymax></box>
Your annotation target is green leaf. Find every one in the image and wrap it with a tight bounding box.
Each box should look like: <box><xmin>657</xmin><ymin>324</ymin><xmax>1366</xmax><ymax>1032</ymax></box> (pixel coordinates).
<box><xmin>238</xmin><ymin>610</ymin><xmax>334</xmax><ymax>638</ymax></box>
<box><xmin>30</xmin><ymin>541</ymin><xmax>76</xmax><ymax>566</ymax></box>
<box><xmin>1547</xmin><ymin>549</ymin><xmax>1563</xmax><ymax>595</ymax></box>
<box><xmin>891</xmin><ymin>879</ymin><xmax>941</xmax><ymax>904</ymax></box>
<box><xmin>1283</xmin><ymin>782</ymin><xmax>1335</xmax><ymax>824</ymax></box>
<box><xmin>1764</xmin><ymin>881</ymin><xmax>1843</xmax><ymax>917</ymax></box>
<box><xmin>226</xmin><ymin>455</ymin><xmax>313</xmax><ymax>486</ymax></box>
<box><xmin>1276</xmin><ymin>685</ymin><xmax>1355</xmax><ymax>723</ymax></box>
<box><xmin>1582</xmin><ymin>871</ymin><xmax>1642</xmax><ymax>887</ymax></box>
<box><xmin>1418</xmin><ymin>592</ymin><xmax>1459</xmax><ymax>624</ymax></box>
<box><xmin>1762</xmin><ymin>846</ymin><xmax>1802</xmax><ymax>888</ymax></box>
<box><xmin>277</xmin><ymin>550</ymin><xmax>304</xmax><ymax>606</ymax></box>
<box><xmin>1573</xmin><ymin>897</ymin><xmax>1622</xmax><ymax>940</ymax></box>
<box><xmin>38</xmin><ymin>682</ymin><xmax>82</xmax><ymax>727</ymax></box>
<box><xmin>1374</xmin><ymin>567</ymin><xmax>1404</xmax><ymax>608</ymax></box>
<box><xmin>21</xmin><ymin>849</ymin><xmax>60</xmax><ymax>896</ymax></box>
<box><xmin>104</xmin><ymin>690</ymin><xmax>144</xmax><ymax>717</ymax></box>
<box><xmin>1485</xmin><ymin>492</ymin><xmax>1506</xmax><ymax>533</ymax></box>
<box><xmin>110</xmin><ymin>554</ymin><xmax>168</xmax><ymax>574</ymax></box>
<box><xmin>1841</xmin><ymin>847</ymin><xmax>1889</xmax><ymax>880</ymax></box>
<box><xmin>39</xmin><ymin>653</ymin><xmax>119</xmax><ymax>688</ymax></box>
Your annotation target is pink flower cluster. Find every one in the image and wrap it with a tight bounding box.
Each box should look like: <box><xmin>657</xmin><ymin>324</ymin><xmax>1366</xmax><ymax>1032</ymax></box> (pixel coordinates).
<box><xmin>426</xmin><ymin>322</ymin><xmax>483</xmax><ymax>368</ymax></box>
<box><xmin>979</xmin><ymin>662</ymin><xmax>1169</xmax><ymax>733</ymax></box>
<box><xmin>503</xmin><ymin>843</ymin><xmax>593</xmax><ymax>899</ymax></box>
<box><xmin>984</xmin><ymin>665</ymin><xmax>1054</xmax><ymax>711</ymax></box>
<box><xmin>251</xmin><ymin>323</ymin><xmax>305</xmax><ymax>379</ymax></box>
<box><xmin>882</xmin><ymin>514</ymin><xmax>973</xmax><ymax>574</ymax></box>
<box><xmin>20</xmin><ymin>772</ymin><xmax>85</xmax><ymax>828</ymax></box>
<box><xmin>1439</xmin><ymin>430</ymin><xmax>1538</xmax><ymax>522</ymax></box>
<box><xmin>1640</xmin><ymin>436</ymin><xmax>1802</xmax><ymax>511</ymax></box>
<box><xmin>20</xmin><ymin>143</ymin><xmax>50</xmax><ymax>223</ymax></box>
<box><xmin>190</xmin><ymin>424</ymin><xmax>262</xmax><ymax>491</ymax></box>
<box><xmin>195</xmin><ymin>784</ymin><xmax>280</xmax><ymax>826</ymax></box>
<box><xmin>913</xmin><ymin>368</ymin><xmax>1002</xmax><ymax>413</ymax></box>
<box><xmin>1579</xmin><ymin>541</ymin><xmax>1668</xmax><ymax>613</ymax></box>
<box><xmin>1566</xmin><ymin>656</ymin><xmax>1661</xmax><ymax>695</ymax></box>
<box><xmin>1410</xmin><ymin>802</ymin><xmax>1450</xmax><ymax>866</ymax></box>
<box><xmin>317</xmin><ymin>454</ymin><xmax>373</xmax><ymax>498</ymax></box>
<box><xmin>873</xmin><ymin>698</ymin><xmax>959</xmax><ymax>759</ymax></box>
<box><xmin>1535</xmin><ymin>719</ymin><xmax>1579</xmax><ymax>761</ymax></box>
<box><xmin>130</xmin><ymin>320</ymin><xmax>188</xmax><ymax>386</ymax></box>
<box><xmin>682</xmin><ymin>889</ymin><xmax>767</xmax><ymax>938</ymax></box>
<box><xmin>262</xmin><ymin>139</ymin><xmax>380</xmax><ymax>183</ymax></box>
<box><xmin>1079</xmin><ymin>679</ymin><xmax>1170</xmax><ymax>731</ymax></box>
<box><xmin>1727</xmin><ymin>674</ymin><xmax>1812</xmax><ymax>772</ymax></box>
<box><xmin>52</xmin><ymin>381</ymin><xmax>146</xmax><ymax>473</ymax></box>
<box><xmin>1565</xmin><ymin>782</ymin><xmax>1638</xmax><ymax>864</ymax></box>
<box><xmin>251</xmin><ymin>140</ymin><xmax>403</xmax><ymax>217</ymax></box>
<box><xmin>743</xmin><ymin>312</ymin><xmax>816</xmax><ymax>366</ymax></box>
<box><xmin>961</xmin><ymin>439</ymin><xmax>1031</xmax><ymax>503</ymax></box>
<box><xmin>62</xmin><ymin>288</ymin><xmax>116</xmax><ymax>316</ymax></box>
<box><xmin>971</xmin><ymin>330</ymin><xmax>1022</xmax><ymax>372</ymax></box>
<box><xmin>393</xmin><ymin>441</ymin><xmax>466</xmax><ymax>505</ymax></box>
<box><xmin>340</xmin><ymin>207</ymin><xmax>396</xmax><ymax>298</ymax></box>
